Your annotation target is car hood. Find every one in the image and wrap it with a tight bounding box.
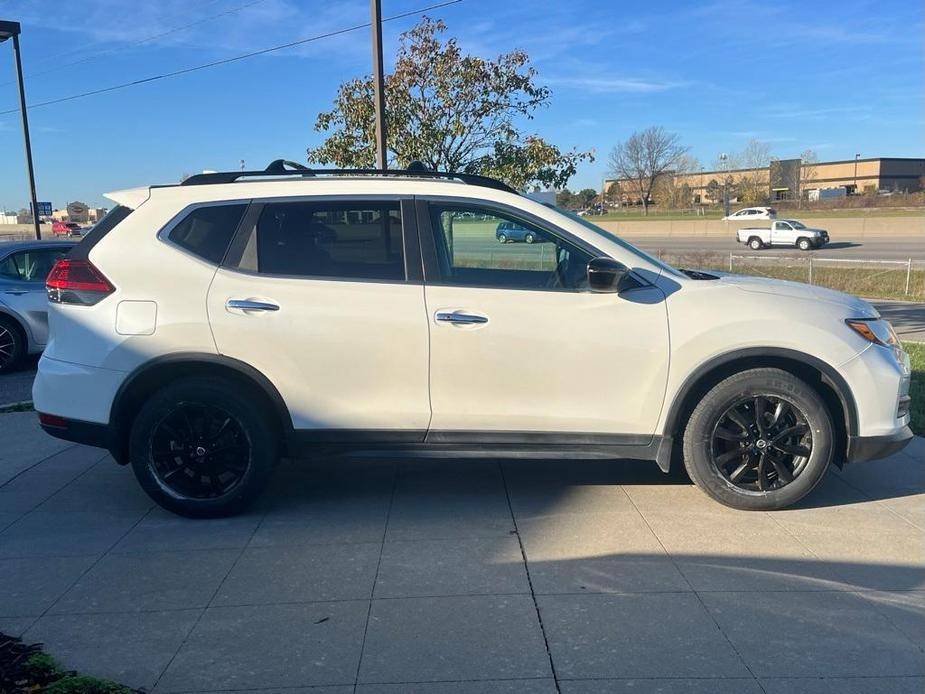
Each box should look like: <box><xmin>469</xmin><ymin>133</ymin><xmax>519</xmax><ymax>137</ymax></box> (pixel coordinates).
<box><xmin>710</xmin><ymin>272</ymin><xmax>877</xmax><ymax>317</ymax></box>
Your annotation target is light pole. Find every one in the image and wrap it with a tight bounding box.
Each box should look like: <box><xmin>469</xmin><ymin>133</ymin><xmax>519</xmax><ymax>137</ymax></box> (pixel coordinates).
<box><xmin>370</xmin><ymin>0</ymin><xmax>387</xmax><ymax>171</ymax></box>
<box><xmin>853</xmin><ymin>153</ymin><xmax>860</xmax><ymax>194</ymax></box>
<box><xmin>720</xmin><ymin>153</ymin><xmax>729</xmax><ymax>217</ymax></box>
<box><xmin>0</xmin><ymin>20</ymin><xmax>41</xmax><ymax>239</ymax></box>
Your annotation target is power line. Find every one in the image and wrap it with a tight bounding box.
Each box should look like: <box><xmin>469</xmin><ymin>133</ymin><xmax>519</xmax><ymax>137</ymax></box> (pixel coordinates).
<box><xmin>0</xmin><ymin>0</ymin><xmax>268</xmax><ymax>87</ymax></box>
<box><xmin>0</xmin><ymin>0</ymin><xmax>462</xmax><ymax>116</ymax></box>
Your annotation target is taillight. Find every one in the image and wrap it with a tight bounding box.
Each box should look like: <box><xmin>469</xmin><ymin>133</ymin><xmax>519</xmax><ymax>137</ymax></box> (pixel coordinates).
<box><xmin>46</xmin><ymin>259</ymin><xmax>115</xmax><ymax>306</ymax></box>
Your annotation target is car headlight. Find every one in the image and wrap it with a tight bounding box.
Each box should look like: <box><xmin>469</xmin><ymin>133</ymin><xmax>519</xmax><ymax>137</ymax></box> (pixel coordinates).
<box><xmin>846</xmin><ymin>318</ymin><xmax>908</xmax><ymax>368</ymax></box>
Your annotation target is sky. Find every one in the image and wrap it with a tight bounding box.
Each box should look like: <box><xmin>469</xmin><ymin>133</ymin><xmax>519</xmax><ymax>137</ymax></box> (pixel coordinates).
<box><xmin>0</xmin><ymin>0</ymin><xmax>921</xmax><ymax>210</ymax></box>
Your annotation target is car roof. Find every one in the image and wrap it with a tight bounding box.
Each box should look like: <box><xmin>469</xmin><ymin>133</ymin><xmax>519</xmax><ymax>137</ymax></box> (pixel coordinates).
<box><xmin>0</xmin><ymin>239</ymin><xmax>77</xmax><ymax>256</ymax></box>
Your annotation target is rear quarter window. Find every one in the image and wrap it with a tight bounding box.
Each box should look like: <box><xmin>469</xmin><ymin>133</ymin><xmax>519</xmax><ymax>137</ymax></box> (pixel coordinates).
<box><xmin>168</xmin><ymin>204</ymin><xmax>247</xmax><ymax>264</ymax></box>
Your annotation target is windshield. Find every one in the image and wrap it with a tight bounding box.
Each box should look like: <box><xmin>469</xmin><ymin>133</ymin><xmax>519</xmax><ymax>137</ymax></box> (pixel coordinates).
<box><xmin>545</xmin><ymin>204</ymin><xmax>685</xmax><ymax>278</ymax></box>
<box><xmin>786</xmin><ymin>220</ymin><xmax>807</xmax><ymax>229</ymax></box>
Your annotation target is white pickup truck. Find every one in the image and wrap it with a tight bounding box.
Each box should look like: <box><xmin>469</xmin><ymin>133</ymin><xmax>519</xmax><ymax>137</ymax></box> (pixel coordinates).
<box><xmin>736</xmin><ymin>219</ymin><xmax>830</xmax><ymax>251</ymax></box>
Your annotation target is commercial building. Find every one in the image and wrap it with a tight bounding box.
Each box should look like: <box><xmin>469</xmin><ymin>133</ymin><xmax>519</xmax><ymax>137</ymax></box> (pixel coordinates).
<box><xmin>607</xmin><ymin>157</ymin><xmax>924</xmax><ymax>204</ymax></box>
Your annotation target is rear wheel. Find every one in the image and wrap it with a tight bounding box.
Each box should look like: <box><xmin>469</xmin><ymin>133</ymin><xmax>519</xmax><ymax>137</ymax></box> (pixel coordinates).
<box><xmin>524</xmin><ymin>233</ymin><xmax>535</xmax><ymax>244</ymax></box>
<box><xmin>0</xmin><ymin>317</ymin><xmax>25</xmax><ymax>375</ymax></box>
<box><xmin>682</xmin><ymin>368</ymin><xmax>834</xmax><ymax>510</ymax></box>
<box><xmin>748</xmin><ymin>237</ymin><xmax>763</xmax><ymax>250</ymax></box>
<box><xmin>129</xmin><ymin>378</ymin><xmax>279</xmax><ymax>517</ymax></box>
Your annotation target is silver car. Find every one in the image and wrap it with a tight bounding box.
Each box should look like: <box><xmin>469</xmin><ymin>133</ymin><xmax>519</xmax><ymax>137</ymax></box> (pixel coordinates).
<box><xmin>0</xmin><ymin>240</ymin><xmax>75</xmax><ymax>373</ymax></box>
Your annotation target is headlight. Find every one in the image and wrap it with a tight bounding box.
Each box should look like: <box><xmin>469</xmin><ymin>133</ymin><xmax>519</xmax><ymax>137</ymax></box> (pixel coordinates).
<box><xmin>846</xmin><ymin>318</ymin><xmax>908</xmax><ymax>367</ymax></box>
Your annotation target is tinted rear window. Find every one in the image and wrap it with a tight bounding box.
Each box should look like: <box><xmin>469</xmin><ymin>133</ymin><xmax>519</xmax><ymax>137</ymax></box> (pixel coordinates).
<box><xmin>168</xmin><ymin>204</ymin><xmax>247</xmax><ymax>264</ymax></box>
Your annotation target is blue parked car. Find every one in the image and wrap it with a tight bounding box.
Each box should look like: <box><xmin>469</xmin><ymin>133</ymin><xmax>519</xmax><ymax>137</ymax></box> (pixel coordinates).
<box><xmin>495</xmin><ymin>221</ymin><xmax>546</xmax><ymax>244</ymax></box>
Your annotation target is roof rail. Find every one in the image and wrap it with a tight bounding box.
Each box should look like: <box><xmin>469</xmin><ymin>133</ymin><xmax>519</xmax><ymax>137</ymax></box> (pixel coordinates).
<box><xmin>180</xmin><ymin>160</ymin><xmax>518</xmax><ymax>194</ymax></box>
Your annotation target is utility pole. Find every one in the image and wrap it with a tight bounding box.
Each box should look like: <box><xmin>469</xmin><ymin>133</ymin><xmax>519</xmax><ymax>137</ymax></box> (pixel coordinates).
<box><xmin>1</xmin><ymin>20</ymin><xmax>41</xmax><ymax>239</ymax></box>
<box><xmin>853</xmin><ymin>153</ymin><xmax>860</xmax><ymax>195</ymax></box>
<box><xmin>720</xmin><ymin>153</ymin><xmax>729</xmax><ymax>218</ymax></box>
<box><xmin>370</xmin><ymin>0</ymin><xmax>387</xmax><ymax>171</ymax></box>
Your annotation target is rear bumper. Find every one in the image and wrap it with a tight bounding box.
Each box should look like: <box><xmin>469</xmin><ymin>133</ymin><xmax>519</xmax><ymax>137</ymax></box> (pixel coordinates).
<box><xmin>846</xmin><ymin>426</ymin><xmax>914</xmax><ymax>463</ymax></box>
<box><xmin>33</xmin><ymin>355</ymin><xmax>124</xmax><ymax>424</ymax></box>
<box><xmin>38</xmin><ymin>413</ymin><xmax>113</xmax><ymax>451</ymax></box>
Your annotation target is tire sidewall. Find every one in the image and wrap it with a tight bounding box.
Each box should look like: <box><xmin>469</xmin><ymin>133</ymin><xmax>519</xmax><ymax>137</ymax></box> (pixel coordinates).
<box><xmin>130</xmin><ymin>378</ymin><xmax>278</xmax><ymax>517</ymax></box>
<box><xmin>683</xmin><ymin>369</ymin><xmax>834</xmax><ymax>510</ymax></box>
<box><xmin>0</xmin><ymin>317</ymin><xmax>25</xmax><ymax>374</ymax></box>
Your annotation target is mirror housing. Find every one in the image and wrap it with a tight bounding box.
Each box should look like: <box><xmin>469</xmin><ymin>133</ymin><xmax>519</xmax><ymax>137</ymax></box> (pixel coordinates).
<box><xmin>587</xmin><ymin>257</ymin><xmax>630</xmax><ymax>293</ymax></box>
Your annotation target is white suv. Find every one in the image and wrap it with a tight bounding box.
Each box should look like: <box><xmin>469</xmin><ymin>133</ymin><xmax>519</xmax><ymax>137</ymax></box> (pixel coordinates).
<box><xmin>34</xmin><ymin>162</ymin><xmax>912</xmax><ymax>517</ymax></box>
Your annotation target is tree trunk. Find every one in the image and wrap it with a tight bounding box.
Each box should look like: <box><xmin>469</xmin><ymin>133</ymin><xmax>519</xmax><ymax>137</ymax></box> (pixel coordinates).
<box><xmin>642</xmin><ymin>198</ymin><xmax>649</xmax><ymax>216</ymax></box>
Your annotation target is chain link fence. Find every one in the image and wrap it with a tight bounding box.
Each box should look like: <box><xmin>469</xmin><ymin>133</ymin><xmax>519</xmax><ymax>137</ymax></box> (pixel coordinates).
<box><xmin>654</xmin><ymin>251</ymin><xmax>925</xmax><ymax>301</ymax></box>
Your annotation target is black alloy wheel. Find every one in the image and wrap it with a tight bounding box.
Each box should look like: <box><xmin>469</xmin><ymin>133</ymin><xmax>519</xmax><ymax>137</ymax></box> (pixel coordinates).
<box><xmin>711</xmin><ymin>394</ymin><xmax>812</xmax><ymax>492</ymax></box>
<box><xmin>148</xmin><ymin>402</ymin><xmax>250</xmax><ymax>500</ymax></box>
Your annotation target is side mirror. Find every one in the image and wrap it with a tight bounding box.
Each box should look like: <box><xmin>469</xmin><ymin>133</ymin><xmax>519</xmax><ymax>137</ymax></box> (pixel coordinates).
<box><xmin>587</xmin><ymin>257</ymin><xmax>629</xmax><ymax>293</ymax></box>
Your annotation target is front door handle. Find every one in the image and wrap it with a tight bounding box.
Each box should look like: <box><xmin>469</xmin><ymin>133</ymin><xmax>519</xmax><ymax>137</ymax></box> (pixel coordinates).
<box><xmin>435</xmin><ymin>311</ymin><xmax>488</xmax><ymax>325</ymax></box>
<box><xmin>226</xmin><ymin>299</ymin><xmax>280</xmax><ymax>313</ymax></box>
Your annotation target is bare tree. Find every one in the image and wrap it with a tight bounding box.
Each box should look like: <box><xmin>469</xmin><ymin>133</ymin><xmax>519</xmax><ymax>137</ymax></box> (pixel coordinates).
<box><xmin>799</xmin><ymin>148</ymin><xmax>818</xmax><ymax>203</ymax></box>
<box><xmin>608</xmin><ymin>126</ymin><xmax>688</xmax><ymax>215</ymax></box>
<box><xmin>735</xmin><ymin>139</ymin><xmax>772</xmax><ymax>204</ymax></box>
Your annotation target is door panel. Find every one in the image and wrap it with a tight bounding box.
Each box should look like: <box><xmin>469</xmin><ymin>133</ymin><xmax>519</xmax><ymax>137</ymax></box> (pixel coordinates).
<box><xmin>425</xmin><ymin>284</ymin><xmax>669</xmax><ymax>435</ymax></box>
<box><xmin>208</xmin><ymin>272</ymin><xmax>430</xmax><ymax>433</ymax></box>
<box><xmin>421</xmin><ymin>202</ymin><xmax>670</xmax><ymax>437</ymax></box>
<box><xmin>207</xmin><ymin>198</ymin><xmax>430</xmax><ymax>435</ymax></box>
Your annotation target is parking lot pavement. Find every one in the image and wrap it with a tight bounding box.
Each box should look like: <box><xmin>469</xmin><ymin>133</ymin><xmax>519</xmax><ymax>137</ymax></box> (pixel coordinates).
<box><xmin>0</xmin><ymin>415</ymin><xmax>923</xmax><ymax>692</ymax></box>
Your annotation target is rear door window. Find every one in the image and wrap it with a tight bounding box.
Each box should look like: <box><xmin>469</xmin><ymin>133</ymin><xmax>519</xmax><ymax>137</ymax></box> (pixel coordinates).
<box><xmin>249</xmin><ymin>201</ymin><xmax>404</xmax><ymax>281</ymax></box>
<box><xmin>168</xmin><ymin>204</ymin><xmax>247</xmax><ymax>264</ymax></box>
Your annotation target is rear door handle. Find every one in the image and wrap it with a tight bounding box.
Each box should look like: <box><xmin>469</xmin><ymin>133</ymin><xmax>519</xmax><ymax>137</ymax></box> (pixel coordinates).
<box><xmin>3</xmin><ymin>290</ymin><xmax>28</xmax><ymax>295</ymax></box>
<box><xmin>226</xmin><ymin>299</ymin><xmax>280</xmax><ymax>313</ymax></box>
<box><xmin>435</xmin><ymin>311</ymin><xmax>488</xmax><ymax>325</ymax></box>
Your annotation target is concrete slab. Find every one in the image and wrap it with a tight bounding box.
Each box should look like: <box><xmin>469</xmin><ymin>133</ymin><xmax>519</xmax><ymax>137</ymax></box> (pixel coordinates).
<box><xmin>858</xmin><ymin>590</ymin><xmax>925</xmax><ymax>651</ymax></box>
<box><xmin>516</xmin><ymin>511</ymin><xmax>688</xmax><ymax>594</ymax></box>
<box><xmin>25</xmin><ymin>609</ymin><xmax>201</xmax><ymax>691</ymax></box>
<box><xmin>157</xmin><ymin>601</ymin><xmax>368</xmax><ymax>691</ymax></box>
<box><xmin>559</xmin><ymin>679</ymin><xmax>764</xmax><ymax>693</ymax></box>
<box><xmin>358</xmin><ymin>681</ymin><xmax>558</xmax><ymax>693</ymax></box>
<box><xmin>701</xmin><ymin>590</ymin><xmax>925</xmax><ymax>678</ymax></box>
<box><xmin>759</xmin><ymin>676</ymin><xmax>925</xmax><ymax>693</ymax></box>
<box><xmin>374</xmin><ymin>536</ymin><xmax>529</xmax><ymax>599</ymax></box>
<box><xmin>0</xmin><ymin>510</ymin><xmax>144</xmax><ymax>558</ymax></box>
<box><xmin>358</xmin><ymin>595</ymin><xmax>551</xmax><ymax>684</ymax></box>
<box><xmin>112</xmin><ymin>507</ymin><xmax>264</xmax><ymax>553</ymax></box>
<box><xmin>213</xmin><ymin>542</ymin><xmax>381</xmax><ymax>605</ymax></box>
<box><xmin>49</xmin><ymin>549</ymin><xmax>239</xmax><ymax>614</ymax></box>
<box><xmin>0</xmin><ymin>555</ymin><xmax>97</xmax><ymax>616</ymax></box>
<box><xmin>538</xmin><ymin>593</ymin><xmax>750</xmax><ymax>679</ymax></box>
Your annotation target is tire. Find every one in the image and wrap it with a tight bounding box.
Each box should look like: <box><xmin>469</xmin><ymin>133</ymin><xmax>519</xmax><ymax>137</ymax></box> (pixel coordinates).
<box><xmin>797</xmin><ymin>238</ymin><xmax>811</xmax><ymax>251</ymax></box>
<box><xmin>748</xmin><ymin>237</ymin><xmax>763</xmax><ymax>251</ymax></box>
<box><xmin>129</xmin><ymin>377</ymin><xmax>279</xmax><ymax>518</ymax></box>
<box><xmin>0</xmin><ymin>316</ymin><xmax>25</xmax><ymax>375</ymax></box>
<box><xmin>682</xmin><ymin>368</ymin><xmax>834</xmax><ymax>511</ymax></box>
<box><xmin>524</xmin><ymin>233</ymin><xmax>535</xmax><ymax>244</ymax></box>
<box><xmin>497</xmin><ymin>234</ymin><xmax>507</xmax><ymax>244</ymax></box>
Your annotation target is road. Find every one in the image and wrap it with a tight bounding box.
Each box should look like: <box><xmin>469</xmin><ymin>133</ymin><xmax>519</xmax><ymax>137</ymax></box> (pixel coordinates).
<box><xmin>2</xmin><ymin>298</ymin><xmax>922</xmax><ymax>407</ymax></box>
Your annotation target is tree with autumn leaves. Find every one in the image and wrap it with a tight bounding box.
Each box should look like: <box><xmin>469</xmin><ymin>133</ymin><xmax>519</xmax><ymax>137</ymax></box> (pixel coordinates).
<box><xmin>307</xmin><ymin>17</ymin><xmax>592</xmax><ymax>190</ymax></box>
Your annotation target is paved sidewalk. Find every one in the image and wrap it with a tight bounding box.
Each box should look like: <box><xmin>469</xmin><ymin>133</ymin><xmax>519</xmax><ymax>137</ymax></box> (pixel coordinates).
<box><xmin>0</xmin><ymin>412</ymin><xmax>923</xmax><ymax>693</ymax></box>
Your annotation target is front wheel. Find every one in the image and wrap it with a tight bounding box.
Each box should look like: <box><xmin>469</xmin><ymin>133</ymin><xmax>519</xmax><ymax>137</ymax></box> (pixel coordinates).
<box><xmin>497</xmin><ymin>234</ymin><xmax>507</xmax><ymax>244</ymax></box>
<box><xmin>524</xmin><ymin>233</ymin><xmax>535</xmax><ymax>244</ymax></box>
<box><xmin>129</xmin><ymin>378</ymin><xmax>279</xmax><ymax>517</ymax></box>
<box><xmin>797</xmin><ymin>238</ymin><xmax>812</xmax><ymax>251</ymax></box>
<box><xmin>682</xmin><ymin>368</ymin><xmax>834</xmax><ymax>510</ymax></box>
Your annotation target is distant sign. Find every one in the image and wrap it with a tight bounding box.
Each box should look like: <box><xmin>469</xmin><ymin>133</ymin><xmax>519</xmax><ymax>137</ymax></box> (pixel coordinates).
<box><xmin>33</xmin><ymin>201</ymin><xmax>52</xmax><ymax>216</ymax></box>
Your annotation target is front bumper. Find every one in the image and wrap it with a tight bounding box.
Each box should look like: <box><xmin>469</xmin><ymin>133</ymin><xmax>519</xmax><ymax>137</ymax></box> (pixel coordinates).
<box><xmin>846</xmin><ymin>426</ymin><xmax>914</xmax><ymax>463</ymax></box>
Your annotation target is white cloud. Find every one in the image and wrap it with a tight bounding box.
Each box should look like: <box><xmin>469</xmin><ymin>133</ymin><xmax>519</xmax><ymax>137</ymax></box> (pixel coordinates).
<box><xmin>546</xmin><ymin>76</ymin><xmax>691</xmax><ymax>94</ymax></box>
